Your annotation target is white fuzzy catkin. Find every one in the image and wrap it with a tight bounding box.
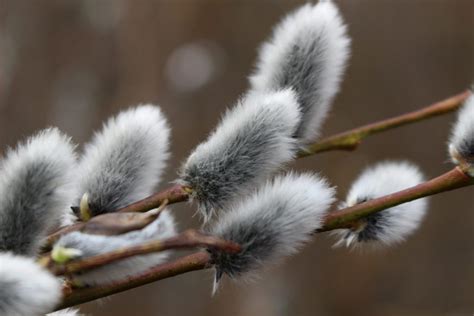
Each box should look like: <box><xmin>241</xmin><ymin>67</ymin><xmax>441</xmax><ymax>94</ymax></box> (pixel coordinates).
<box><xmin>0</xmin><ymin>253</ymin><xmax>62</xmax><ymax>316</ymax></box>
<box><xmin>208</xmin><ymin>173</ymin><xmax>335</xmax><ymax>292</ymax></box>
<box><xmin>76</xmin><ymin>104</ymin><xmax>170</xmax><ymax>216</ymax></box>
<box><xmin>448</xmin><ymin>93</ymin><xmax>474</xmax><ymax>175</ymax></box>
<box><xmin>249</xmin><ymin>0</ymin><xmax>351</xmax><ymax>143</ymax></box>
<box><xmin>333</xmin><ymin>161</ymin><xmax>428</xmax><ymax>248</ymax></box>
<box><xmin>0</xmin><ymin>128</ymin><xmax>77</xmax><ymax>256</ymax></box>
<box><xmin>180</xmin><ymin>89</ymin><xmax>301</xmax><ymax>222</ymax></box>
<box><xmin>54</xmin><ymin>211</ymin><xmax>176</xmax><ymax>286</ymax></box>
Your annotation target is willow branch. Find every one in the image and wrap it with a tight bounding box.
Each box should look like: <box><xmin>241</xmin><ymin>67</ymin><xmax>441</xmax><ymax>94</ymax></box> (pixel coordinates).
<box><xmin>57</xmin><ymin>166</ymin><xmax>474</xmax><ymax>309</ymax></box>
<box><xmin>116</xmin><ymin>184</ymin><xmax>189</xmax><ymax>213</ymax></box>
<box><xmin>318</xmin><ymin>166</ymin><xmax>473</xmax><ymax>231</ymax></box>
<box><xmin>299</xmin><ymin>90</ymin><xmax>471</xmax><ymax>157</ymax></box>
<box><xmin>91</xmin><ymin>90</ymin><xmax>473</xmax><ymax>216</ymax></box>
<box><xmin>57</xmin><ymin>251</ymin><xmax>211</xmax><ymax>310</ymax></box>
<box><xmin>45</xmin><ymin>230</ymin><xmax>240</xmax><ymax>276</ymax></box>
<box><xmin>42</xmin><ymin>90</ymin><xmax>470</xmax><ymax>248</ymax></box>
<box><xmin>45</xmin><ymin>90</ymin><xmax>470</xmax><ymax>245</ymax></box>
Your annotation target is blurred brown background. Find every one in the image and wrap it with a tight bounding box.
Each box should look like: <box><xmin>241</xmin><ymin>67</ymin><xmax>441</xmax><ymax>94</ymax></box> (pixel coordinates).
<box><xmin>1</xmin><ymin>0</ymin><xmax>473</xmax><ymax>315</ymax></box>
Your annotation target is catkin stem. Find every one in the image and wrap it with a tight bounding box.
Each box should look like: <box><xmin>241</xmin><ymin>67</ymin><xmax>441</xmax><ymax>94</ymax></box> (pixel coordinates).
<box><xmin>56</xmin><ymin>252</ymin><xmax>211</xmax><ymax>310</ymax></box>
<box><xmin>299</xmin><ymin>90</ymin><xmax>471</xmax><ymax>156</ymax></box>
<box><xmin>318</xmin><ymin>167</ymin><xmax>473</xmax><ymax>231</ymax></box>
<box><xmin>45</xmin><ymin>230</ymin><xmax>239</xmax><ymax>276</ymax></box>
<box><xmin>116</xmin><ymin>184</ymin><xmax>189</xmax><ymax>213</ymax></box>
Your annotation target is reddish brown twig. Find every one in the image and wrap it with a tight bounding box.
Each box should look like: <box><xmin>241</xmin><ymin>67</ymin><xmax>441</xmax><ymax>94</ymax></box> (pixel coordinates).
<box><xmin>318</xmin><ymin>166</ymin><xmax>473</xmax><ymax>231</ymax></box>
<box><xmin>299</xmin><ymin>90</ymin><xmax>471</xmax><ymax>156</ymax></box>
<box><xmin>117</xmin><ymin>184</ymin><xmax>190</xmax><ymax>213</ymax></box>
<box><xmin>56</xmin><ymin>252</ymin><xmax>211</xmax><ymax>310</ymax></box>
<box><xmin>46</xmin><ymin>230</ymin><xmax>240</xmax><ymax>276</ymax></box>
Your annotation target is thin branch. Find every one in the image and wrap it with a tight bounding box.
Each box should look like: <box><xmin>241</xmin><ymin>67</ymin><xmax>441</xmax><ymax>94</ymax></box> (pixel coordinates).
<box><xmin>57</xmin><ymin>252</ymin><xmax>211</xmax><ymax>310</ymax></box>
<box><xmin>43</xmin><ymin>91</ymin><xmax>470</xmax><ymax>248</ymax></box>
<box><xmin>44</xmin><ymin>90</ymin><xmax>470</xmax><ymax>247</ymax></box>
<box><xmin>299</xmin><ymin>90</ymin><xmax>471</xmax><ymax>157</ymax></box>
<box><xmin>45</xmin><ymin>230</ymin><xmax>240</xmax><ymax>276</ymax></box>
<box><xmin>57</xmin><ymin>166</ymin><xmax>474</xmax><ymax>309</ymax></box>
<box><xmin>318</xmin><ymin>166</ymin><xmax>473</xmax><ymax>231</ymax></box>
<box><xmin>117</xmin><ymin>184</ymin><xmax>190</xmax><ymax>213</ymax></box>
<box><xmin>78</xmin><ymin>90</ymin><xmax>473</xmax><ymax>217</ymax></box>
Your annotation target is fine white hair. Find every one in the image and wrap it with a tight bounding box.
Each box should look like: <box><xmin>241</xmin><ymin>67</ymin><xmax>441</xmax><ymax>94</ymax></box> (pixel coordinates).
<box><xmin>208</xmin><ymin>173</ymin><xmax>335</xmax><ymax>292</ymax></box>
<box><xmin>249</xmin><ymin>0</ymin><xmax>351</xmax><ymax>143</ymax></box>
<box><xmin>54</xmin><ymin>211</ymin><xmax>176</xmax><ymax>286</ymax></box>
<box><xmin>449</xmin><ymin>93</ymin><xmax>474</xmax><ymax>175</ymax></box>
<box><xmin>333</xmin><ymin>161</ymin><xmax>428</xmax><ymax>248</ymax></box>
<box><xmin>76</xmin><ymin>104</ymin><xmax>170</xmax><ymax>216</ymax></box>
<box><xmin>48</xmin><ymin>309</ymin><xmax>82</xmax><ymax>316</ymax></box>
<box><xmin>0</xmin><ymin>252</ymin><xmax>62</xmax><ymax>316</ymax></box>
<box><xmin>0</xmin><ymin>128</ymin><xmax>77</xmax><ymax>256</ymax></box>
<box><xmin>180</xmin><ymin>89</ymin><xmax>301</xmax><ymax>222</ymax></box>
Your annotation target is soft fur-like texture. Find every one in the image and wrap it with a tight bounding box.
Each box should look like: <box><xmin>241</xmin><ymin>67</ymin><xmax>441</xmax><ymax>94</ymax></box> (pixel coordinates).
<box><xmin>76</xmin><ymin>104</ymin><xmax>170</xmax><ymax>216</ymax></box>
<box><xmin>0</xmin><ymin>128</ymin><xmax>77</xmax><ymax>256</ymax></box>
<box><xmin>54</xmin><ymin>211</ymin><xmax>176</xmax><ymax>286</ymax></box>
<box><xmin>47</xmin><ymin>309</ymin><xmax>82</xmax><ymax>316</ymax></box>
<box><xmin>333</xmin><ymin>161</ymin><xmax>428</xmax><ymax>248</ymax></box>
<box><xmin>208</xmin><ymin>173</ymin><xmax>335</xmax><ymax>292</ymax></box>
<box><xmin>250</xmin><ymin>0</ymin><xmax>351</xmax><ymax>143</ymax></box>
<box><xmin>449</xmin><ymin>93</ymin><xmax>474</xmax><ymax>175</ymax></box>
<box><xmin>0</xmin><ymin>253</ymin><xmax>62</xmax><ymax>316</ymax></box>
<box><xmin>180</xmin><ymin>89</ymin><xmax>301</xmax><ymax>221</ymax></box>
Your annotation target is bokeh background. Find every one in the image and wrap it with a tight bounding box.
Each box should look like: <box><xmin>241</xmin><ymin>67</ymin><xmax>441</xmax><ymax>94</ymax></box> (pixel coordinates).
<box><xmin>1</xmin><ymin>0</ymin><xmax>473</xmax><ymax>315</ymax></box>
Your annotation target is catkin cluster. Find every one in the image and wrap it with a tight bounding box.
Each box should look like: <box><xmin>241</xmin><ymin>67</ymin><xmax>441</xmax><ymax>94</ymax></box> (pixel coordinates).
<box><xmin>0</xmin><ymin>1</ymin><xmax>471</xmax><ymax>315</ymax></box>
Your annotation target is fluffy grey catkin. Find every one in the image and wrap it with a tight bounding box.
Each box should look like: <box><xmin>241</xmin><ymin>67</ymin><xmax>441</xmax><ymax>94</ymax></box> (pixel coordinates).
<box><xmin>208</xmin><ymin>173</ymin><xmax>335</xmax><ymax>293</ymax></box>
<box><xmin>76</xmin><ymin>104</ymin><xmax>170</xmax><ymax>216</ymax></box>
<box><xmin>0</xmin><ymin>128</ymin><xmax>77</xmax><ymax>256</ymax></box>
<box><xmin>250</xmin><ymin>1</ymin><xmax>351</xmax><ymax>143</ymax></box>
<box><xmin>332</xmin><ymin>161</ymin><xmax>428</xmax><ymax>248</ymax></box>
<box><xmin>179</xmin><ymin>89</ymin><xmax>301</xmax><ymax>222</ymax></box>
<box><xmin>0</xmin><ymin>252</ymin><xmax>62</xmax><ymax>315</ymax></box>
